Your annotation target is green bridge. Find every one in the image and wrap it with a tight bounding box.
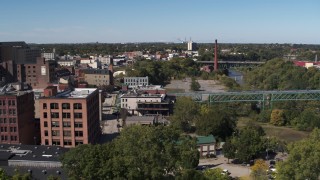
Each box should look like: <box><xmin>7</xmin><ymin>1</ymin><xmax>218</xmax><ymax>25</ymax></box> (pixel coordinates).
<box><xmin>171</xmin><ymin>90</ymin><xmax>320</xmax><ymax>109</ymax></box>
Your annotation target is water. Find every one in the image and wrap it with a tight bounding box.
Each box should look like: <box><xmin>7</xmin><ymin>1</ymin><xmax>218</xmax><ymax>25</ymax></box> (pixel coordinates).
<box><xmin>228</xmin><ymin>70</ymin><xmax>244</xmax><ymax>85</ymax></box>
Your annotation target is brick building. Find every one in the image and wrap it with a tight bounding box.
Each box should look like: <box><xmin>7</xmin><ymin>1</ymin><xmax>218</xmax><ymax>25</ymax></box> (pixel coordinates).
<box><xmin>17</xmin><ymin>57</ymin><xmax>56</xmax><ymax>89</ymax></box>
<box><xmin>39</xmin><ymin>87</ymin><xmax>101</xmax><ymax>147</ymax></box>
<box><xmin>0</xmin><ymin>84</ymin><xmax>38</xmax><ymax>144</ymax></box>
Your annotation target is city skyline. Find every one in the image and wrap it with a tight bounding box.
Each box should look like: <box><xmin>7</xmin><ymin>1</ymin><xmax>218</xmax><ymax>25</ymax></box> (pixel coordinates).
<box><xmin>1</xmin><ymin>0</ymin><xmax>319</xmax><ymax>44</ymax></box>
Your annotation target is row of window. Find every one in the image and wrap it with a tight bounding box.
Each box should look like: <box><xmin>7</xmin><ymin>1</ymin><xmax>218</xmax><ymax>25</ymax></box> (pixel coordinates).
<box><xmin>43</xmin><ymin>121</ymin><xmax>83</xmax><ymax>128</ymax></box>
<box><xmin>0</xmin><ymin>127</ymin><xmax>17</xmax><ymax>132</ymax></box>
<box><xmin>43</xmin><ymin>112</ymin><xmax>82</xmax><ymax>119</ymax></box>
<box><xmin>43</xmin><ymin>103</ymin><xmax>82</xmax><ymax>110</ymax></box>
<box><xmin>44</xmin><ymin>130</ymin><xmax>83</xmax><ymax>137</ymax></box>
<box><xmin>124</xmin><ymin>78</ymin><xmax>148</xmax><ymax>82</ymax></box>
<box><xmin>0</xmin><ymin>118</ymin><xmax>17</xmax><ymax>123</ymax></box>
<box><xmin>0</xmin><ymin>109</ymin><xmax>16</xmax><ymax>115</ymax></box>
<box><xmin>1</xmin><ymin>135</ymin><xmax>17</xmax><ymax>141</ymax></box>
<box><xmin>46</xmin><ymin>139</ymin><xmax>83</xmax><ymax>146</ymax></box>
<box><xmin>0</xmin><ymin>100</ymin><xmax>16</xmax><ymax>106</ymax></box>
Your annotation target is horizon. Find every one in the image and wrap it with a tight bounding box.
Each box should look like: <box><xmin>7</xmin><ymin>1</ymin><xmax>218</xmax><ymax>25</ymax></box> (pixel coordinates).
<box><xmin>1</xmin><ymin>0</ymin><xmax>319</xmax><ymax>44</ymax></box>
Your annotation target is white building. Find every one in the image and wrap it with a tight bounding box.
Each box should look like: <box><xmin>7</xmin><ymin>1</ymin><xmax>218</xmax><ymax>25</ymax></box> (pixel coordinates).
<box><xmin>124</xmin><ymin>76</ymin><xmax>148</xmax><ymax>88</ymax></box>
<box><xmin>187</xmin><ymin>41</ymin><xmax>197</xmax><ymax>51</ymax></box>
<box><xmin>42</xmin><ymin>52</ymin><xmax>55</xmax><ymax>61</ymax></box>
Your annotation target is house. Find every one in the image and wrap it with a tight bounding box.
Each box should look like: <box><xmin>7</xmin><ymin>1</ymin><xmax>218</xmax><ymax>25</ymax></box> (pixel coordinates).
<box><xmin>196</xmin><ymin>135</ymin><xmax>216</xmax><ymax>157</ymax></box>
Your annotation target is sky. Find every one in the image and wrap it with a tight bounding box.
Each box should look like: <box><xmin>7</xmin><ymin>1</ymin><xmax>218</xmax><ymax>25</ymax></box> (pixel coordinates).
<box><xmin>0</xmin><ymin>0</ymin><xmax>319</xmax><ymax>44</ymax></box>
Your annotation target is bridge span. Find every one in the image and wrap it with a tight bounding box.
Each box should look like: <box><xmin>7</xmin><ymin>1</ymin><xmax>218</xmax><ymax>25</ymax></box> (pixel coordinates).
<box><xmin>197</xmin><ymin>61</ymin><xmax>265</xmax><ymax>68</ymax></box>
<box><xmin>170</xmin><ymin>90</ymin><xmax>320</xmax><ymax>109</ymax></box>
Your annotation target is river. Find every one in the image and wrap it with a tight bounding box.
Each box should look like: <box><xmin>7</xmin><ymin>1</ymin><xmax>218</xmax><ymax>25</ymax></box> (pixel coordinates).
<box><xmin>228</xmin><ymin>70</ymin><xmax>244</xmax><ymax>85</ymax></box>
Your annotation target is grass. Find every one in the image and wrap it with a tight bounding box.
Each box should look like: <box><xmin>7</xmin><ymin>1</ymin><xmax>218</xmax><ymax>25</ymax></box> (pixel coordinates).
<box><xmin>164</xmin><ymin>88</ymin><xmax>185</xmax><ymax>93</ymax></box>
<box><xmin>237</xmin><ymin>117</ymin><xmax>310</xmax><ymax>143</ymax></box>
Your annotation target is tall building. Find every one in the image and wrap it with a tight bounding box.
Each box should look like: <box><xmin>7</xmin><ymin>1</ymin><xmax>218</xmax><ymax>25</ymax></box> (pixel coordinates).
<box><xmin>17</xmin><ymin>57</ymin><xmax>56</xmax><ymax>89</ymax></box>
<box><xmin>0</xmin><ymin>42</ymin><xmax>41</xmax><ymax>84</ymax></box>
<box><xmin>0</xmin><ymin>84</ymin><xmax>39</xmax><ymax>144</ymax></box>
<box><xmin>187</xmin><ymin>41</ymin><xmax>197</xmax><ymax>51</ymax></box>
<box><xmin>39</xmin><ymin>87</ymin><xmax>100</xmax><ymax>147</ymax></box>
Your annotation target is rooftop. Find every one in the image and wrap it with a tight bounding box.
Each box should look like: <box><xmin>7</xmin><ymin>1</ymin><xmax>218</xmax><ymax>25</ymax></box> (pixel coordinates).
<box><xmin>197</xmin><ymin>135</ymin><xmax>216</xmax><ymax>145</ymax></box>
<box><xmin>43</xmin><ymin>88</ymin><xmax>97</xmax><ymax>99</ymax></box>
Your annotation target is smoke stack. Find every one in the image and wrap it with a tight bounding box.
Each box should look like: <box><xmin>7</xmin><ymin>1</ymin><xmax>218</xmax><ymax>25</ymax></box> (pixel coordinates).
<box><xmin>214</xmin><ymin>39</ymin><xmax>218</xmax><ymax>71</ymax></box>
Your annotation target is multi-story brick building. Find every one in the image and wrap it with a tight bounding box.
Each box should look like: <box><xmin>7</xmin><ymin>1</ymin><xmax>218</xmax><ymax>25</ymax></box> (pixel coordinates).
<box><xmin>78</xmin><ymin>69</ymin><xmax>112</xmax><ymax>87</ymax></box>
<box><xmin>17</xmin><ymin>57</ymin><xmax>56</xmax><ymax>89</ymax></box>
<box><xmin>39</xmin><ymin>86</ymin><xmax>100</xmax><ymax>147</ymax></box>
<box><xmin>0</xmin><ymin>84</ymin><xmax>38</xmax><ymax>144</ymax></box>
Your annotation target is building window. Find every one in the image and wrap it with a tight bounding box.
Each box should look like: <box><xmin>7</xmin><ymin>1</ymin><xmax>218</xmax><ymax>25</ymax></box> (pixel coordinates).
<box><xmin>43</xmin><ymin>112</ymin><xmax>47</xmax><ymax>118</ymax></box>
<box><xmin>44</xmin><ymin>130</ymin><xmax>48</xmax><ymax>136</ymax></box>
<box><xmin>62</xmin><ymin>113</ymin><xmax>71</xmax><ymax>118</ymax></box>
<box><xmin>52</xmin><ymin>121</ymin><xmax>59</xmax><ymax>127</ymax></box>
<box><xmin>10</xmin><ymin>127</ymin><xmax>16</xmax><ymax>132</ymax></box>
<box><xmin>43</xmin><ymin>103</ymin><xmax>47</xmax><ymax>109</ymax></box>
<box><xmin>0</xmin><ymin>109</ymin><xmax>6</xmax><ymax>115</ymax></box>
<box><xmin>62</xmin><ymin>103</ymin><xmax>70</xmax><ymax>109</ymax></box>
<box><xmin>9</xmin><ymin>109</ymin><xmax>16</xmax><ymax>115</ymax></box>
<box><xmin>52</xmin><ymin>140</ymin><xmax>60</xmax><ymax>146</ymax></box>
<box><xmin>52</xmin><ymin>130</ymin><xmax>60</xmax><ymax>136</ymax></box>
<box><xmin>45</xmin><ymin>139</ymin><xmax>49</xmax><ymax>145</ymax></box>
<box><xmin>63</xmin><ymin>122</ymin><xmax>71</xmax><ymax>128</ymax></box>
<box><xmin>10</xmin><ymin>136</ymin><xmax>17</xmax><ymax>141</ymax></box>
<box><xmin>74</xmin><ymin>122</ymin><xmax>83</xmax><ymax>128</ymax></box>
<box><xmin>73</xmin><ymin>103</ymin><xmax>82</xmax><ymax>109</ymax></box>
<box><xmin>74</xmin><ymin>113</ymin><xmax>82</xmax><ymax>119</ymax></box>
<box><xmin>75</xmin><ymin>140</ymin><xmax>83</xmax><ymax>146</ymax></box>
<box><xmin>50</xmin><ymin>103</ymin><xmax>59</xmax><ymax>109</ymax></box>
<box><xmin>51</xmin><ymin>113</ymin><xmax>59</xmax><ymax>118</ymax></box>
<box><xmin>64</xmin><ymin>140</ymin><xmax>72</xmax><ymax>146</ymax></box>
<box><xmin>63</xmin><ymin>131</ymin><xmax>71</xmax><ymax>137</ymax></box>
<box><xmin>75</xmin><ymin>131</ymin><xmax>83</xmax><ymax>137</ymax></box>
<box><xmin>44</xmin><ymin>121</ymin><xmax>48</xmax><ymax>127</ymax></box>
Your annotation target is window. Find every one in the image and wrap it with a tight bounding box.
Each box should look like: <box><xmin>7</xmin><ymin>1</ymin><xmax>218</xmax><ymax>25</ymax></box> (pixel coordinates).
<box><xmin>43</xmin><ymin>103</ymin><xmax>47</xmax><ymax>109</ymax></box>
<box><xmin>52</xmin><ymin>121</ymin><xmax>59</xmax><ymax>127</ymax></box>
<box><xmin>62</xmin><ymin>103</ymin><xmax>70</xmax><ymax>109</ymax></box>
<box><xmin>52</xmin><ymin>130</ymin><xmax>60</xmax><ymax>136</ymax></box>
<box><xmin>74</xmin><ymin>103</ymin><xmax>82</xmax><ymax>109</ymax></box>
<box><xmin>62</xmin><ymin>113</ymin><xmax>70</xmax><ymax>118</ymax></box>
<box><xmin>43</xmin><ymin>112</ymin><xmax>47</xmax><ymax>118</ymax></box>
<box><xmin>64</xmin><ymin>140</ymin><xmax>72</xmax><ymax>146</ymax></box>
<box><xmin>75</xmin><ymin>140</ymin><xmax>83</xmax><ymax>146</ymax></box>
<box><xmin>10</xmin><ymin>136</ymin><xmax>17</xmax><ymax>141</ymax></box>
<box><xmin>52</xmin><ymin>140</ymin><xmax>60</xmax><ymax>146</ymax></box>
<box><xmin>0</xmin><ymin>109</ymin><xmax>6</xmax><ymax>115</ymax></box>
<box><xmin>44</xmin><ymin>121</ymin><xmax>48</xmax><ymax>127</ymax></box>
<box><xmin>45</xmin><ymin>139</ymin><xmax>49</xmax><ymax>145</ymax></box>
<box><xmin>9</xmin><ymin>109</ymin><xmax>16</xmax><ymax>115</ymax></box>
<box><xmin>63</xmin><ymin>131</ymin><xmax>71</xmax><ymax>137</ymax></box>
<box><xmin>63</xmin><ymin>122</ymin><xmax>71</xmax><ymax>128</ymax></box>
<box><xmin>75</xmin><ymin>131</ymin><xmax>83</xmax><ymax>137</ymax></box>
<box><xmin>74</xmin><ymin>113</ymin><xmax>82</xmax><ymax>119</ymax></box>
<box><xmin>50</xmin><ymin>103</ymin><xmax>59</xmax><ymax>109</ymax></box>
<box><xmin>10</xmin><ymin>127</ymin><xmax>16</xmax><ymax>132</ymax></box>
<box><xmin>44</xmin><ymin>130</ymin><xmax>48</xmax><ymax>136</ymax></box>
<box><xmin>51</xmin><ymin>112</ymin><xmax>59</xmax><ymax>118</ymax></box>
<box><xmin>74</xmin><ymin>122</ymin><xmax>83</xmax><ymax>128</ymax></box>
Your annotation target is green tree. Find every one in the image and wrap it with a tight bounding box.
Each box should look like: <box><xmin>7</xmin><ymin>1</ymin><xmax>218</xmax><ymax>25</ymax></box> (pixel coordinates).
<box><xmin>203</xmin><ymin>168</ymin><xmax>231</xmax><ymax>180</ymax></box>
<box><xmin>0</xmin><ymin>168</ymin><xmax>9</xmax><ymax>180</ymax></box>
<box><xmin>195</xmin><ymin>105</ymin><xmax>236</xmax><ymax>140</ymax></box>
<box><xmin>190</xmin><ymin>78</ymin><xmax>201</xmax><ymax>91</ymax></box>
<box><xmin>171</xmin><ymin>97</ymin><xmax>200</xmax><ymax>132</ymax></box>
<box><xmin>223</xmin><ymin>139</ymin><xmax>236</xmax><ymax>163</ymax></box>
<box><xmin>277</xmin><ymin>128</ymin><xmax>320</xmax><ymax>179</ymax></box>
<box><xmin>233</xmin><ymin>127</ymin><xmax>264</xmax><ymax>162</ymax></box>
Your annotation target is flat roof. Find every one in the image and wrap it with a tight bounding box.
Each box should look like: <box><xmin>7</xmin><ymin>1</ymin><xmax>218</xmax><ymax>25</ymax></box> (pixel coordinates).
<box><xmin>41</xmin><ymin>88</ymin><xmax>97</xmax><ymax>99</ymax></box>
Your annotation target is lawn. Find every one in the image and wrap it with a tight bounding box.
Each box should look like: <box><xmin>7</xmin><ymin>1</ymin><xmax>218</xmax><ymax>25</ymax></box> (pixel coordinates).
<box><xmin>237</xmin><ymin>117</ymin><xmax>309</xmax><ymax>143</ymax></box>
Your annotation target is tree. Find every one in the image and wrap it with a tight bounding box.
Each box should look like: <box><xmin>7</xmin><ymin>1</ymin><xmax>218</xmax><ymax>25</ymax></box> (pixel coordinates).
<box><xmin>223</xmin><ymin>139</ymin><xmax>236</xmax><ymax>163</ymax></box>
<box><xmin>0</xmin><ymin>168</ymin><xmax>9</xmax><ymax>180</ymax></box>
<box><xmin>270</xmin><ymin>109</ymin><xmax>286</xmax><ymax>126</ymax></box>
<box><xmin>250</xmin><ymin>159</ymin><xmax>268</xmax><ymax>180</ymax></box>
<box><xmin>171</xmin><ymin>97</ymin><xmax>200</xmax><ymax>132</ymax></box>
<box><xmin>203</xmin><ymin>168</ymin><xmax>231</xmax><ymax>180</ymax></box>
<box><xmin>195</xmin><ymin>105</ymin><xmax>236</xmax><ymax>140</ymax></box>
<box><xmin>277</xmin><ymin>128</ymin><xmax>320</xmax><ymax>180</ymax></box>
<box><xmin>233</xmin><ymin>127</ymin><xmax>264</xmax><ymax>162</ymax></box>
<box><xmin>190</xmin><ymin>78</ymin><xmax>201</xmax><ymax>91</ymax></box>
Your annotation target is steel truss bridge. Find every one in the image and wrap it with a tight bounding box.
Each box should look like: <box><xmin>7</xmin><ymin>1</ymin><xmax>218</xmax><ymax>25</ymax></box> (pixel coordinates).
<box><xmin>197</xmin><ymin>61</ymin><xmax>265</xmax><ymax>68</ymax></box>
<box><xmin>171</xmin><ymin>90</ymin><xmax>320</xmax><ymax>109</ymax></box>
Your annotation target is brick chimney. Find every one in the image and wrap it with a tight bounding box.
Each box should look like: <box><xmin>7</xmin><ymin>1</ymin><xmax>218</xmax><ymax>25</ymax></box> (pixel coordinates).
<box><xmin>214</xmin><ymin>39</ymin><xmax>218</xmax><ymax>71</ymax></box>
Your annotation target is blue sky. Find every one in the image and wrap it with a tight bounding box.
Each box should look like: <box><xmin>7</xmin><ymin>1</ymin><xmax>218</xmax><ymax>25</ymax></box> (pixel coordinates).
<box><xmin>0</xmin><ymin>0</ymin><xmax>319</xmax><ymax>44</ymax></box>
